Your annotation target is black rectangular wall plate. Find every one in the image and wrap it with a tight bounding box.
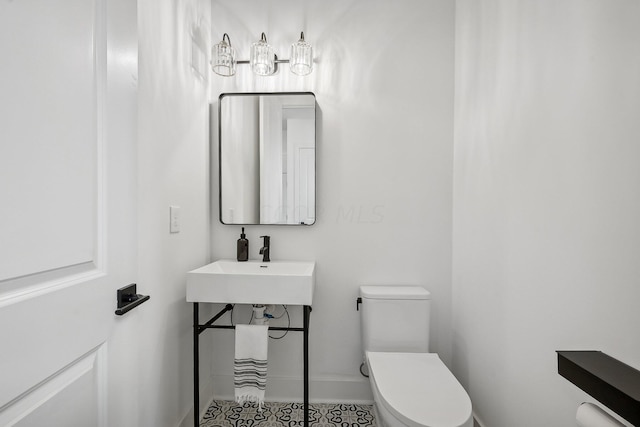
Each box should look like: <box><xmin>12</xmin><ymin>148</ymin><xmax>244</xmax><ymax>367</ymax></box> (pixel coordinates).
<box><xmin>117</xmin><ymin>283</ymin><xmax>138</xmax><ymax>308</ymax></box>
<box><xmin>557</xmin><ymin>350</ymin><xmax>640</xmax><ymax>425</ymax></box>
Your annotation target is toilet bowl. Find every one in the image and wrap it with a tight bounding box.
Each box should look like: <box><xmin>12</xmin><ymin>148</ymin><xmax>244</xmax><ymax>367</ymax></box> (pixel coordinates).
<box><xmin>367</xmin><ymin>352</ymin><xmax>473</xmax><ymax>427</ymax></box>
<box><xmin>359</xmin><ymin>286</ymin><xmax>473</xmax><ymax>427</ymax></box>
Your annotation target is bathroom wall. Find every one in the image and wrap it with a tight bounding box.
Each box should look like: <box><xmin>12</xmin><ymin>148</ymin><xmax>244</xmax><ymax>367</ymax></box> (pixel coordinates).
<box><xmin>208</xmin><ymin>0</ymin><xmax>455</xmax><ymax>402</ymax></box>
<box><xmin>137</xmin><ymin>0</ymin><xmax>213</xmax><ymax>425</ymax></box>
<box><xmin>452</xmin><ymin>1</ymin><xmax>640</xmax><ymax>426</ymax></box>
<box><xmin>219</xmin><ymin>97</ymin><xmax>260</xmax><ymax>224</ymax></box>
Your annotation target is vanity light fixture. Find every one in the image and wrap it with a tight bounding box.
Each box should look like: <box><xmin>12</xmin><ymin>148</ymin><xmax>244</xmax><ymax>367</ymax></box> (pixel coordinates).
<box><xmin>250</xmin><ymin>33</ymin><xmax>275</xmax><ymax>75</ymax></box>
<box><xmin>290</xmin><ymin>32</ymin><xmax>313</xmax><ymax>76</ymax></box>
<box><xmin>210</xmin><ymin>33</ymin><xmax>236</xmax><ymax>77</ymax></box>
<box><xmin>210</xmin><ymin>32</ymin><xmax>314</xmax><ymax>77</ymax></box>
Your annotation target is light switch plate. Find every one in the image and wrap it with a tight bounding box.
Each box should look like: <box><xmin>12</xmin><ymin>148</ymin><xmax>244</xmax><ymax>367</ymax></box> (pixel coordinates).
<box><xmin>170</xmin><ymin>206</ymin><xmax>180</xmax><ymax>233</ymax></box>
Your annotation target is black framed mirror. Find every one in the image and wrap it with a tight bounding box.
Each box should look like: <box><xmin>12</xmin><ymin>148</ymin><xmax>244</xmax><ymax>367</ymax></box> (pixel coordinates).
<box><xmin>219</xmin><ymin>92</ymin><xmax>316</xmax><ymax>225</ymax></box>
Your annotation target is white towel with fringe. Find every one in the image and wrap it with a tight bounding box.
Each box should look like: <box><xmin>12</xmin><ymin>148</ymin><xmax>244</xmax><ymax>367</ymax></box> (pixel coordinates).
<box><xmin>234</xmin><ymin>324</ymin><xmax>268</xmax><ymax>409</ymax></box>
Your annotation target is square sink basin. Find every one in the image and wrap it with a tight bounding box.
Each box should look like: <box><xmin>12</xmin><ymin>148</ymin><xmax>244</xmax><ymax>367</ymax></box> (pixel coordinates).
<box><xmin>186</xmin><ymin>259</ymin><xmax>315</xmax><ymax>305</ymax></box>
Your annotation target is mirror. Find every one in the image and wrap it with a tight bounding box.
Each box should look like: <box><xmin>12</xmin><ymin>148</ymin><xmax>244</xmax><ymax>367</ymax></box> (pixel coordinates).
<box><xmin>219</xmin><ymin>92</ymin><xmax>316</xmax><ymax>225</ymax></box>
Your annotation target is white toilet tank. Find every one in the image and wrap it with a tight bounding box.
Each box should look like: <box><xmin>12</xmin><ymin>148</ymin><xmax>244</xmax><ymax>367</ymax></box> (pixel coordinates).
<box><xmin>360</xmin><ymin>286</ymin><xmax>431</xmax><ymax>353</ymax></box>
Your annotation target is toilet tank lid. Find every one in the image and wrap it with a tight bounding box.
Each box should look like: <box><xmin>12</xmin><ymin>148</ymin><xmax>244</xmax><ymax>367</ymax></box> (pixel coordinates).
<box><xmin>360</xmin><ymin>286</ymin><xmax>431</xmax><ymax>300</ymax></box>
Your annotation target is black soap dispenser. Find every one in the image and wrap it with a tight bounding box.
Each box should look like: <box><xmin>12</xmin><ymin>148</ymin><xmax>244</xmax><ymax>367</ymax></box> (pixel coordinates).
<box><xmin>237</xmin><ymin>227</ymin><xmax>249</xmax><ymax>262</ymax></box>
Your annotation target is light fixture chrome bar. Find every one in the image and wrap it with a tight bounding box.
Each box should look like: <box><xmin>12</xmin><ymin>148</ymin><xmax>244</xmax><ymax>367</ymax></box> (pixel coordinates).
<box><xmin>212</xmin><ymin>31</ymin><xmax>312</xmax><ymax>77</ymax></box>
<box><xmin>236</xmin><ymin>59</ymin><xmax>290</xmax><ymax>64</ymax></box>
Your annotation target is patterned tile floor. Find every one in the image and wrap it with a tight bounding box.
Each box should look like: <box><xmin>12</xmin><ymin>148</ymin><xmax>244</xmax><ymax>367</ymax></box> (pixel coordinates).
<box><xmin>200</xmin><ymin>400</ymin><xmax>377</xmax><ymax>427</ymax></box>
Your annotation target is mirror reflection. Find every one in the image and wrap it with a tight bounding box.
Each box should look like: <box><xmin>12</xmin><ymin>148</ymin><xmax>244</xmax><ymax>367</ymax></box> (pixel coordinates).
<box><xmin>219</xmin><ymin>92</ymin><xmax>316</xmax><ymax>225</ymax></box>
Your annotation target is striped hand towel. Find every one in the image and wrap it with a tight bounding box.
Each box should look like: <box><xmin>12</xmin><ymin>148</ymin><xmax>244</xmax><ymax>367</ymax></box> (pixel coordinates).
<box><xmin>234</xmin><ymin>324</ymin><xmax>269</xmax><ymax>409</ymax></box>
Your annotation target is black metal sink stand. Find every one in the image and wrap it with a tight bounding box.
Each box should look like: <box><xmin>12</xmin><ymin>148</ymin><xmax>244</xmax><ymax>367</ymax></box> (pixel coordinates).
<box><xmin>193</xmin><ymin>303</ymin><xmax>312</xmax><ymax>427</ymax></box>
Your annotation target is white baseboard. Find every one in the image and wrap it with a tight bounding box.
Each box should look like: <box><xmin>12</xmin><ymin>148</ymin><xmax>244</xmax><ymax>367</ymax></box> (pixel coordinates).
<box><xmin>209</xmin><ymin>374</ymin><xmax>373</xmax><ymax>404</ymax></box>
<box><xmin>178</xmin><ymin>377</ymin><xmax>216</xmax><ymax>427</ymax></box>
<box><xmin>473</xmin><ymin>413</ymin><xmax>486</xmax><ymax>427</ymax></box>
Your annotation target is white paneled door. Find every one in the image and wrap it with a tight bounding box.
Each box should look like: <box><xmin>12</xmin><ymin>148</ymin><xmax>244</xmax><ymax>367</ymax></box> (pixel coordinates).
<box><xmin>287</xmin><ymin>117</ymin><xmax>315</xmax><ymax>225</ymax></box>
<box><xmin>0</xmin><ymin>0</ymin><xmax>137</xmax><ymax>426</ymax></box>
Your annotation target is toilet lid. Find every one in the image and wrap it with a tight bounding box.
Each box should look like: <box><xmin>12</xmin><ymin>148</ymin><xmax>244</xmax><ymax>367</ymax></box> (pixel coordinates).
<box><xmin>367</xmin><ymin>352</ymin><xmax>472</xmax><ymax>427</ymax></box>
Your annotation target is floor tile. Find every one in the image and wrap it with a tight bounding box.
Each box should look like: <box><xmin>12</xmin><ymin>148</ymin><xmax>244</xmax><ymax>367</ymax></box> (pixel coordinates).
<box><xmin>201</xmin><ymin>400</ymin><xmax>376</xmax><ymax>427</ymax></box>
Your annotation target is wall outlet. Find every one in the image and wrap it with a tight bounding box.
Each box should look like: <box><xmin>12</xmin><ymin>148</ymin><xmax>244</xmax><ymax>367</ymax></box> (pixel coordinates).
<box><xmin>170</xmin><ymin>206</ymin><xmax>180</xmax><ymax>233</ymax></box>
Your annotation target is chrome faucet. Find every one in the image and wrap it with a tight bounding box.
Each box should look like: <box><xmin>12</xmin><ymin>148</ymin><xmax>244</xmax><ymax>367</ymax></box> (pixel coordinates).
<box><xmin>259</xmin><ymin>235</ymin><xmax>270</xmax><ymax>262</ymax></box>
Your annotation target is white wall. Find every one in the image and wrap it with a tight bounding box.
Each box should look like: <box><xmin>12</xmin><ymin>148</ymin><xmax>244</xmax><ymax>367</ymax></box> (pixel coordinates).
<box><xmin>137</xmin><ymin>0</ymin><xmax>213</xmax><ymax>425</ymax></box>
<box><xmin>453</xmin><ymin>1</ymin><xmax>640</xmax><ymax>426</ymax></box>
<box><xmin>208</xmin><ymin>0</ymin><xmax>455</xmax><ymax>402</ymax></box>
<box><xmin>219</xmin><ymin>96</ymin><xmax>260</xmax><ymax>224</ymax></box>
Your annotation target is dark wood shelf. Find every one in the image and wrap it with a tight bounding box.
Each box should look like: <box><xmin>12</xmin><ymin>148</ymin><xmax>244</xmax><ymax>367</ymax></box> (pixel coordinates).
<box><xmin>557</xmin><ymin>350</ymin><xmax>640</xmax><ymax>426</ymax></box>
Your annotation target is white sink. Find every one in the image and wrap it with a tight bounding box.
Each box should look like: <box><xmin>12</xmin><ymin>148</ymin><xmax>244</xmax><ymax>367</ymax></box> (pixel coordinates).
<box><xmin>186</xmin><ymin>259</ymin><xmax>315</xmax><ymax>305</ymax></box>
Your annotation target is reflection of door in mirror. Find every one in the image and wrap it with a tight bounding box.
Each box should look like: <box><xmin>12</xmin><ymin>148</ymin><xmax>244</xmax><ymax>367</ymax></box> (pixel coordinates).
<box><xmin>260</xmin><ymin>98</ymin><xmax>315</xmax><ymax>224</ymax></box>
<box><xmin>287</xmin><ymin>115</ymin><xmax>315</xmax><ymax>225</ymax></box>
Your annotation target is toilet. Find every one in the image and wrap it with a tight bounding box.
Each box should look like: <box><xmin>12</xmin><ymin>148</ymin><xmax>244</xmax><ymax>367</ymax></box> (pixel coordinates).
<box><xmin>360</xmin><ymin>285</ymin><xmax>473</xmax><ymax>427</ymax></box>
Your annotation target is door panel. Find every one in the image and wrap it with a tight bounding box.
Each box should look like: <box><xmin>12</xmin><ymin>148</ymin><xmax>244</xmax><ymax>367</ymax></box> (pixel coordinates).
<box><xmin>287</xmin><ymin>118</ymin><xmax>315</xmax><ymax>225</ymax></box>
<box><xmin>0</xmin><ymin>0</ymin><xmax>136</xmax><ymax>425</ymax></box>
<box><xmin>0</xmin><ymin>0</ymin><xmax>97</xmax><ymax>281</ymax></box>
<box><xmin>2</xmin><ymin>346</ymin><xmax>105</xmax><ymax>427</ymax></box>
<box><xmin>0</xmin><ymin>281</ymin><xmax>108</xmax><ymax>411</ymax></box>
<box><xmin>295</xmin><ymin>147</ymin><xmax>316</xmax><ymax>225</ymax></box>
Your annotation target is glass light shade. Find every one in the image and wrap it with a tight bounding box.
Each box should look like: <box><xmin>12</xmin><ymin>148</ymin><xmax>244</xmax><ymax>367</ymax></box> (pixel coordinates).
<box><xmin>290</xmin><ymin>35</ymin><xmax>313</xmax><ymax>76</ymax></box>
<box><xmin>211</xmin><ymin>35</ymin><xmax>236</xmax><ymax>77</ymax></box>
<box><xmin>250</xmin><ymin>34</ymin><xmax>275</xmax><ymax>76</ymax></box>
